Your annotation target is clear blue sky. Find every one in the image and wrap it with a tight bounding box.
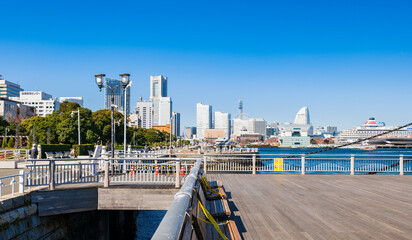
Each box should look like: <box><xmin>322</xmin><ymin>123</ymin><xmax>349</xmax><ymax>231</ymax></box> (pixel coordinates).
<box><xmin>1</xmin><ymin>0</ymin><xmax>411</xmax><ymax>130</ymax></box>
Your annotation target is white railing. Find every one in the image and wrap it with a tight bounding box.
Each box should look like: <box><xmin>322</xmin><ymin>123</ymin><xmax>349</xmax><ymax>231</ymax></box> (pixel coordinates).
<box><xmin>204</xmin><ymin>153</ymin><xmax>412</xmax><ymax>175</ymax></box>
<box><xmin>1</xmin><ymin>157</ymin><xmax>202</xmax><ymax>192</ymax></box>
<box><xmin>0</xmin><ymin>169</ymin><xmax>48</xmax><ymax>199</ymax></box>
<box><xmin>0</xmin><ymin>153</ymin><xmax>409</xmax><ymax>200</ymax></box>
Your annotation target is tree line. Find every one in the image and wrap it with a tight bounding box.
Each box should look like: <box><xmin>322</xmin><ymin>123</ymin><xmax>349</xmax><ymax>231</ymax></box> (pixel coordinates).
<box><xmin>0</xmin><ymin>101</ymin><xmax>176</xmax><ymax>148</ymax></box>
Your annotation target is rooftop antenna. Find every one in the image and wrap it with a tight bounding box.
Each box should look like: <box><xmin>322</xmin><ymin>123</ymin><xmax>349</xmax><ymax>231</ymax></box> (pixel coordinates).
<box><xmin>238</xmin><ymin>98</ymin><xmax>243</xmax><ymax>120</ymax></box>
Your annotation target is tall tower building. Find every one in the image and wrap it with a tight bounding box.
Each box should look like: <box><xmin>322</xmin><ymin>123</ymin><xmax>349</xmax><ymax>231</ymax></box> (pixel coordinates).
<box><xmin>104</xmin><ymin>78</ymin><xmax>130</xmax><ymax>114</ymax></box>
<box><xmin>215</xmin><ymin>112</ymin><xmax>231</xmax><ymax>139</ymax></box>
<box><xmin>150</xmin><ymin>75</ymin><xmax>171</xmax><ymax>125</ymax></box>
<box><xmin>196</xmin><ymin>103</ymin><xmax>212</xmax><ymax>140</ymax></box>
<box><xmin>150</xmin><ymin>75</ymin><xmax>167</xmax><ymax>99</ymax></box>
<box><xmin>0</xmin><ymin>76</ymin><xmax>24</xmax><ymax>99</ymax></box>
<box><xmin>158</xmin><ymin>97</ymin><xmax>172</xmax><ymax>125</ymax></box>
<box><xmin>171</xmin><ymin>112</ymin><xmax>181</xmax><ymax>137</ymax></box>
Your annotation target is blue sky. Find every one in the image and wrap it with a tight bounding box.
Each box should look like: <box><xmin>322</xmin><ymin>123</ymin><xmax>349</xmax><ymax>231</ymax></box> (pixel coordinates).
<box><xmin>1</xmin><ymin>0</ymin><xmax>411</xmax><ymax>130</ymax></box>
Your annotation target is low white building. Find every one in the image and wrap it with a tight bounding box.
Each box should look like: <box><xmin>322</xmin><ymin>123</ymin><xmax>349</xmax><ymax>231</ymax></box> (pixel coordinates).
<box><xmin>233</xmin><ymin>118</ymin><xmax>266</xmax><ymax>137</ymax></box>
<box><xmin>11</xmin><ymin>91</ymin><xmax>59</xmax><ymax>117</ymax></box>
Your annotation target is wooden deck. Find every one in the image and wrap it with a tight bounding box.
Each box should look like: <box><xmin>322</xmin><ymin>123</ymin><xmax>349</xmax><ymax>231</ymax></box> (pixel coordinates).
<box><xmin>208</xmin><ymin>174</ymin><xmax>412</xmax><ymax>240</ymax></box>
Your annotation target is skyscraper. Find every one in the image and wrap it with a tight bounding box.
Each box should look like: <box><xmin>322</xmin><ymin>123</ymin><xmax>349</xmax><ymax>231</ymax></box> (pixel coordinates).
<box><xmin>215</xmin><ymin>112</ymin><xmax>231</xmax><ymax>139</ymax></box>
<box><xmin>150</xmin><ymin>75</ymin><xmax>171</xmax><ymax>125</ymax></box>
<box><xmin>150</xmin><ymin>75</ymin><xmax>167</xmax><ymax>99</ymax></box>
<box><xmin>171</xmin><ymin>112</ymin><xmax>181</xmax><ymax>137</ymax></box>
<box><xmin>104</xmin><ymin>78</ymin><xmax>130</xmax><ymax>114</ymax></box>
<box><xmin>158</xmin><ymin>97</ymin><xmax>172</xmax><ymax>125</ymax></box>
<box><xmin>196</xmin><ymin>103</ymin><xmax>212</xmax><ymax>140</ymax></box>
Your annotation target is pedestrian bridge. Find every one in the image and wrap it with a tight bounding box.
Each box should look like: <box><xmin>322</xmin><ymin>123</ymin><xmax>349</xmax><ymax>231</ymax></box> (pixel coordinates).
<box><xmin>0</xmin><ymin>153</ymin><xmax>411</xmax><ymax>239</ymax></box>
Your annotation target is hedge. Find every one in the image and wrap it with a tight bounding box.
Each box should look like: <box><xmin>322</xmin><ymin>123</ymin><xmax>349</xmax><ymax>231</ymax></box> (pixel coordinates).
<box><xmin>72</xmin><ymin>144</ymin><xmax>95</xmax><ymax>156</ymax></box>
<box><xmin>39</xmin><ymin>144</ymin><xmax>71</xmax><ymax>158</ymax></box>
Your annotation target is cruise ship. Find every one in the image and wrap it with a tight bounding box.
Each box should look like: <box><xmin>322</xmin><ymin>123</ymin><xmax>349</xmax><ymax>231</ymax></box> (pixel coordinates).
<box><xmin>336</xmin><ymin>117</ymin><xmax>412</xmax><ymax>143</ymax></box>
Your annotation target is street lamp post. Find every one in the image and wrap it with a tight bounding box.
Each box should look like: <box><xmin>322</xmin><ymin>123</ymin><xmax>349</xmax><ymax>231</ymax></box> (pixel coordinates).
<box><xmin>71</xmin><ymin>108</ymin><xmax>81</xmax><ymax>145</ymax></box>
<box><xmin>123</xmin><ymin>81</ymin><xmax>132</xmax><ymax>157</ymax></box>
<box><xmin>95</xmin><ymin>73</ymin><xmax>130</xmax><ymax>159</ymax></box>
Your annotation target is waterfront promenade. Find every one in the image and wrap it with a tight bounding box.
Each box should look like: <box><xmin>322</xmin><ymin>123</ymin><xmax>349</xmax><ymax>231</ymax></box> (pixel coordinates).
<box><xmin>208</xmin><ymin>174</ymin><xmax>412</xmax><ymax>240</ymax></box>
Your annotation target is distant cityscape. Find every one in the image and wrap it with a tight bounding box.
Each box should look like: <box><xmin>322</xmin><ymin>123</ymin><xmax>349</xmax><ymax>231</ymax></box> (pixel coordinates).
<box><xmin>1</xmin><ymin>73</ymin><xmax>411</xmax><ymax>148</ymax></box>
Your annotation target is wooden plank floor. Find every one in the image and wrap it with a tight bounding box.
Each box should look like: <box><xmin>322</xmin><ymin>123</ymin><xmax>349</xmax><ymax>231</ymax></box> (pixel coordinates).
<box><xmin>208</xmin><ymin>174</ymin><xmax>412</xmax><ymax>240</ymax></box>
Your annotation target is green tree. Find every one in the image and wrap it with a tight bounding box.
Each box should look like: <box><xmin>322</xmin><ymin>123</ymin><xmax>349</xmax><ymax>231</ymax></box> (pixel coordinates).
<box><xmin>7</xmin><ymin>138</ymin><xmax>14</xmax><ymax>148</ymax></box>
<box><xmin>58</xmin><ymin>101</ymin><xmax>81</xmax><ymax>113</ymax></box>
<box><xmin>86</xmin><ymin>130</ymin><xmax>99</xmax><ymax>143</ymax></box>
<box><xmin>144</xmin><ymin>129</ymin><xmax>164</xmax><ymax>144</ymax></box>
<box><xmin>92</xmin><ymin>109</ymin><xmax>123</xmax><ymax>144</ymax></box>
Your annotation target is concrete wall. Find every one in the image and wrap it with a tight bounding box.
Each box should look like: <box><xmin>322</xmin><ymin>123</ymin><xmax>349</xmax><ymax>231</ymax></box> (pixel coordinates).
<box><xmin>0</xmin><ymin>194</ymin><xmax>138</xmax><ymax>239</ymax></box>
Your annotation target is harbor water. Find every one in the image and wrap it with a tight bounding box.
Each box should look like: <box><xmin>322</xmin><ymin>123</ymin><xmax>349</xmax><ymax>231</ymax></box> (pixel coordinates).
<box><xmin>257</xmin><ymin>147</ymin><xmax>412</xmax><ymax>174</ymax></box>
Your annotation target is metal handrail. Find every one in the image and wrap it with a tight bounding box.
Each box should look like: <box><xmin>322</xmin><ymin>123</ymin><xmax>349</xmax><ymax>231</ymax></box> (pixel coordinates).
<box><xmin>152</xmin><ymin>158</ymin><xmax>203</xmax><ymax>240</ymax></box>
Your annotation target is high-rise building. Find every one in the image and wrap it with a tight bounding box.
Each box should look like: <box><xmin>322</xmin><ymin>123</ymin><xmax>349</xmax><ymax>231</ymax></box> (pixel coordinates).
<box><xmin>196</xmin><ymin>103</ymin><xmax>212</xmax><ymax>140</ymax></box>
<box><xmin>158</xmin><ymin>97</ymin><xmax>172</xmax><ymax>125</ymax></box>
<box><xmin>104</xmin><ymin>78</ymin><xmax>130</xmax><ymax>114</ymax></box>
<box><xmin>150</xmin><ymin>75</ymin><xmax>171</xmax><ymax>125</ymax></box>
<box><xmin>215</xmin><ymin>112</ymin><xmax>231</xmax><ymax>139</ymax></box>
<box><xmin>150</xmin><ymin>75</ymin><xmax>167</xmax><ymax>99</ymax></box>
<box><xmin>0</xmin><ymin>76</ymin><xmax>24</xmax><ymax>99</ymax></box>
<box><xmin>10</xmin><ymin>91</ymin><xmax>59</xmax><ymax>117</ymax></box>
<box><xmin>135</xmin><ymin>98</ymin><xmax>153</xmax><ymax>129</ymax></box>
<box><xmin>171</xmin><ymin>112</ymin><xmax>181</xmax><ymax>137</ymax></box>
<box><xmin>59</xmin><ymin>97</ymin><xmax>84</xmax><ymax>107</ymax></box>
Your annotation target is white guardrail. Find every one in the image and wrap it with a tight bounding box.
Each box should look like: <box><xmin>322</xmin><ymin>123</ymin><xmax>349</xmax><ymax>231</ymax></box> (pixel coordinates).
<box><xmin>0</xmin><ymin>156</ymin><xmax>201</xmax><ymax>199</ymax></box>
<box><xmin>0</xmin><ymin>153</ymin><xmax>410</xmax><ymax>200</ymax></box>
<box><xmin>202</xmin><ymin>153</ymin><xmax>412</xmax><ymax>175</ymax></box>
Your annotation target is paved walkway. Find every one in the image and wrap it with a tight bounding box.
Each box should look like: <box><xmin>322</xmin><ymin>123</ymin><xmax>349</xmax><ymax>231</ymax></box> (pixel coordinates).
<box><xmin>208</xmin><ymin>174</ymin><xmax>412</xmax><ymax>240</ymax></box>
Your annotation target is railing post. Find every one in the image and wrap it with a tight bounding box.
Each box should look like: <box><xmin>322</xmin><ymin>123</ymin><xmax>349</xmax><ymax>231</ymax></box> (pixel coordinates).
<box><xmin>350</xmin><ymin>154</ymin><xmax>355</xmax><ymax>175</ymax></box>
<box><xmin>175</xmin><ymin>160</ymin><xmax>181</xmax><ymax>189</ymax></box>
<box><xmin>49</xmin><ymin>160</ymin><xmax>55</xmax><ymax>190</ymax></box>
<box><xmin>19</xmin><ymin>170</ymin><xmax>24</xmax><ymax>194</ymax></box>
<box><xmin>104</xmin><ymin>160</ymin><xmax>110</xmax><ymax>188</ymax></box>
<box><xmin>78</xmin><ymin>162</ymin><xmax>82</xmax><ymax>180</ymax></box>
<box><xmin>252</xmin><ymin>154</ymin><xmax>256</xmax><ymax>175</ymax></box>
<box><xmin>400</xmin><ymin>154</ymin><xmax>404</xmax><ymax>176</ymax></box>
<box><xmin>301</xmin><ymin>154</ymin><xmax>305</xmax><ymax>175</ymax></box>
<box><xmin>203</xmin><ymin>155</ymin><xmax>207</xmax><ymax>175</ymax></box>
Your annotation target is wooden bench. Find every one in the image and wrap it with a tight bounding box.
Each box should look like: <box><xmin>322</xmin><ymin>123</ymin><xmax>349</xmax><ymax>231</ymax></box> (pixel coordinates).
<box><xmin>196</xmin><ymin>182</ymin><xmax>231</xmax><ymax>219</ymax></box>
<box><xmin>199</xmin><ymin>177</ymin><xmax>227</xmax><ymax>200</ymax></box>
<box><xmin>191</xmin><ymin>182</ymin><xmax>241</xmax><ymax>240</ymax></box>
